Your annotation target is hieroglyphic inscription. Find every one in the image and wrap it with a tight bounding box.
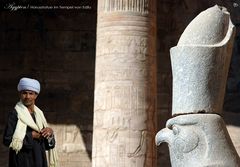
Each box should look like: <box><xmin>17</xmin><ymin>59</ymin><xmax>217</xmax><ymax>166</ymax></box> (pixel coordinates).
<box><xmin>97</xmin><ymin>35</ymin><xmax>150</xmax><ymax>57</ymax></box>
<box><xmin>96</xmin><ymin>68</ymin><xmax>148</xmax><ymax>83</ymax></box>
<box><xmin>47</xmin><ymin>124</ymin><xmax>92</xmax><ymax>167</ymax></box>
<box><xmin>51</xmin><ymin>124</ymin><xmax>88</xmax><ymax>153</ymax></box>
<box><xmin>94</xmin><ymin>83</ymin><xmax>149</xmax><ymax>131</ymax></box>
<box><xmin>94</xmin><ymin>82</ymin><xmax>146</xmax><ymax>114</ymax></box>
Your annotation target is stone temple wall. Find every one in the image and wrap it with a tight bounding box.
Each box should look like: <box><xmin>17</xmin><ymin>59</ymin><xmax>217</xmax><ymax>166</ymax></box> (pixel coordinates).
<box><xmin>0</xmin><ymin>0</ymin><xmax>239</xmax><ymax>167</ymax></box>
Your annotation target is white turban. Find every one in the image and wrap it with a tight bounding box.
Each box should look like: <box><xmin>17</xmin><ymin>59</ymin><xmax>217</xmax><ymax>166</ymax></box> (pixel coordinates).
<box><xmin>17</xmin><ymin>77</ymin><xmax>41</xmax><ymax>94</ymax></box>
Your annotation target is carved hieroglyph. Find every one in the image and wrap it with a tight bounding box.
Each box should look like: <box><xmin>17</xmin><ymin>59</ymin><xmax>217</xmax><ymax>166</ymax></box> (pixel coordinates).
<box><xmin>93</xmin><ymin>0</ymin><xmax>157</xmax><ymax>167</ymax></box>
<box><xmin>156</xmin><ymin>5</ymin><xmax>240</xmax><ymax>167</ymax></box>
<box><xmin>48</xmin><ymin>124</ymin><xmax>92</xmax><ymax>166</ymax></box>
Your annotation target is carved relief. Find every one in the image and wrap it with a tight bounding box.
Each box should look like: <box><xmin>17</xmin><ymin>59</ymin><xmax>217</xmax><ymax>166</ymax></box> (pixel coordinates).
<box><xmin>50</xmin><ymin>124</ymin><xmax>89</xmax><ymax>153</ymax></box>
<box><xmin>93</xmin><ymin>128</ymin><xmax>148</xmax><ymax>166</ymax></box>
<box><xmin>96</xmin><ymin>36</ymin><xmax>150</xmax><ymax>57</ymax></box>
<box><xmin>94</xmin><ymin>82</ymin><xmax>147</xmax><ymax>113</ymax></box>
<box><xmin>95</xmin><ymin>69</ymin><xmax>147</xmax><ymax>82</ymax></box>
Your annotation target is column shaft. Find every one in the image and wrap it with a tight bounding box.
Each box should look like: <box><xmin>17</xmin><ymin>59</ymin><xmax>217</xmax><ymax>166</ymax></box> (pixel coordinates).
<box><xmin>92</xmin><ymin>0</ymin><xmax>157</xmax><ymax>166</ymax></box>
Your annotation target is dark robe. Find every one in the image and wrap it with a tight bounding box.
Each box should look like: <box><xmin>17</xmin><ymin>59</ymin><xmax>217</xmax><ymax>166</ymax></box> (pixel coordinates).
<box><xmin>3</xmin><ymin>110</ymin><xmax>49</xmax><ymax>167</ymax></box>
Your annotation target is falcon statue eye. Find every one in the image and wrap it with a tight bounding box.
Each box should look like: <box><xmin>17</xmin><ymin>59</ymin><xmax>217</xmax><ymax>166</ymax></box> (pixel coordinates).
<box><xmin>173</xmin><ymin>125</ymin><xmax>180</xmax><ymax>135</ymax></box>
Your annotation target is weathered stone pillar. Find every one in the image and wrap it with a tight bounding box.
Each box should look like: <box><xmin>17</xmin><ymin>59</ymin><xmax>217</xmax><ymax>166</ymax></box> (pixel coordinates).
<box><xmin>92</xmin><ymin>0</ymin><xmax>157</xmax><ymax>166</ymax></box>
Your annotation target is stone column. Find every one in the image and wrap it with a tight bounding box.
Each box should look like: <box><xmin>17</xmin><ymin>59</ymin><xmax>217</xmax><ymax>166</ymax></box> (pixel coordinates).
<box><xmin>92</xmin><ymin>0</ymin><xmax>157</xmax><ymax>167</ymax></box>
